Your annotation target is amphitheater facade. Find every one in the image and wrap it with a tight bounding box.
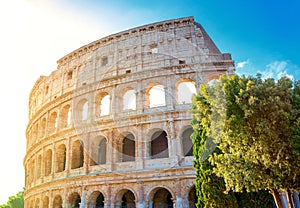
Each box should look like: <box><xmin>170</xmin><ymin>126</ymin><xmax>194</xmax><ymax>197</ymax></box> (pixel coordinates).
<box><xmin>24</xmin><ymin>16</ymin><xmax>235</xmax><ymax>208</ymax></box>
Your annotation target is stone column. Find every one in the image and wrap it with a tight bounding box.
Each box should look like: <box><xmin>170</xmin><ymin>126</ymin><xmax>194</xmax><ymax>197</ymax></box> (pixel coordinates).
<box><xmin>80</xmin><ymin>189</ymin><xmax>87</xmax><ymax>208</ymax></box>
<box><xmin>104</xmin><ymin>185</ymin><xmax>112</xmax><ymax>208</ymax></box>
<box><xmin>136</xmin><ymin>124</ymin><xmax>144</xmax><ymax>170</ymax></box>
<box><xmin>137</xmin><ymin>183</ymin><xmax>145</xmax><ymax>208</ymax></box>
<box><xmin>175</xmin><ymin>179</ymin><xmax>183</xmax><ymax>208</ymax></box>
<box><xmin>65</xmin><ymin>202</ymin><xmax>71</xmax><ymax>208</ymax></box>
<box><xmin>292</xmin><ymin>191</ymin><xmax>300</xmax><ymax>208</ymax></box>
<box><xmin>66</xmin><ymin>136</ymin><xmax>71</xmax><ymax>177</ymax></box>
<box><xmin>279</xmin><ymin>191</ymin><xmax>288</xmax><ymax>208</ymax></box>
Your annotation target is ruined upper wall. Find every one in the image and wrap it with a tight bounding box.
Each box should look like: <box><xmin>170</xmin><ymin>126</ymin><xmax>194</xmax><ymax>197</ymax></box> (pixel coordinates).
<box><xmin>28</xmin><ymin>16</ymin><xmax>234</xmax><ymax>120</ymax></box>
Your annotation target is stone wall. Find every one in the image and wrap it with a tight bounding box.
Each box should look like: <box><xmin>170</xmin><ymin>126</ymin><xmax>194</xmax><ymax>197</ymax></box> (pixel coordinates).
<box><xmin>24</xmin><ymin>16</ymin><xmax>234</xmax><ymax>208</ymax></box>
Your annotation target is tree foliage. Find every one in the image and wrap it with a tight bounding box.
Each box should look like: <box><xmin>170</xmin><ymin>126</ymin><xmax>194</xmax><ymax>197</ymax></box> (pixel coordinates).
<box><xmin>0</xmin><ymin>191</ymin><xmax>24</xmax><ymax>208</ymax></box>
<box><xmin>192</xmin><ymin>74</ymin><xmax>299</xmax><ymax>207</ymax></box>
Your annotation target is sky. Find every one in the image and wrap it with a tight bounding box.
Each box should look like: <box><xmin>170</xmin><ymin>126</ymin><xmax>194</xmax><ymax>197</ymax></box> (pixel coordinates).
<box><xmin>0</xmin><ymin>0</ymin><xmax>299</xmax><ymax>204</ymax></box>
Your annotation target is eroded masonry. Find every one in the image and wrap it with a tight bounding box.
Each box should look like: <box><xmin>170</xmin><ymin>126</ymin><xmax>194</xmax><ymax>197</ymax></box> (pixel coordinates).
<box><xmin>24</xmin><ymin>16</ymin><xmax>235</xmax><ymax>208</ymax></box>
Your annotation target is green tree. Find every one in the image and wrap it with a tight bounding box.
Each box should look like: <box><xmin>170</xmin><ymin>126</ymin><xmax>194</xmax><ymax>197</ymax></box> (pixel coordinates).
<box><xmin>198</xmin><ymin>75</ymin><xmax>300</xmax><ymax>208</ymax></box>
<box><xmin>0</xmin><ymin>191</ymin><xmax>24</xmax><ymax>208</ymax></box>
<box><xmin>191</xmin><ymin>75</ymin><xmax>274</xmax><ymax>207</ymax></box>
<box><xmin>191</xmin><ymin>79</ymin><xmax>239</xmax><ymax>208</ymax></box>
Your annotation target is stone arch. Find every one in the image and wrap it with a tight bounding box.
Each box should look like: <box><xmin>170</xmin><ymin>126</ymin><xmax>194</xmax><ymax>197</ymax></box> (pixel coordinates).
<box><xmin>90</xmin><ymin>136</ymin><xmax>107</xmax><ymax>165</ymax></box>
<box><xmin>150</xmin><ymin>129</ymin><xmax>169</xmax><ymax>159</ymax></box>
<box><xmin>75</xmin><ymin>98</ymin><xmax>88</xmax><ymax>122</ymax></box>
<box><xmin>96</xmin><ymin>92</ymin><xmax>111</xmax><ymax>116</ymax></box>
<box><xmin>122</xmin><ymin>88</ymin><xmax>136</xmax><ymax>110</ymax></box>
<box><xmin>68</xmin><ymin>192</ymin><xmax>81</xmax><ymax>208</ymax></box>
<box><xmin>121</xmin><ymin>132</ymin><xmax>136</xmax><ymax>162</ymax></box>
<box><xmin>60</xmin><ymin>104</ymin><xmax>71</xmax><ymax>128</ymax></box>
<box><xmin>42</xmin><ymin>196</ymin><xmax>49</xmax><ymax>208</ymax></box>
<box><xmin>36</xmin><ymin>154</ymin><xmax>42</xmax><ymax>179</ymax></box>
<box><xmin>180</xmin><ymin>126</ymin><xmax>194</xmax><ymax>156</ymax></box>
<box><xmin>55</xmin><ymin>144</ymin><xmax>66</xmax><ymax>172</ymax></box>
<box><xmin>176</xmin><ymin>78</ymin><xmax>196</xmax><ymax>104</ymax></box>
<box><xmin>40</xmin><ymin>117</ymin><xmax>46</xmax><ymax>138</ymax></box>
<box><xmin>30</xmin><ymin>198</ymin><xmax>35</xmax><ymax>208</ymax></box>
<box><xmin>88</xmin><ymin>191</ymin><xmax>105</xmax><ymax>208</ymax></box>
<box><xmin>34</xmin><ymin>197</ymin><xmax>40</xmax><ymax>208</ymax></box>
<box><xmin>53</xmin><ymin>195</ymin><xmax>63</xmax><ymax>208</ymax></box>
<box><xmin>44</xmin><ymin>149</ymin><xmax>52</xmax><ymax>176</ymax></box>
<box><xmin>146</xmin><ymin>83</ymin><xmax>166</xmax><ymax>108</ymax></box>
<box><xmin>115</xmin><ymin>188</ymin><xmax>137</xmax><ymax>208</ymax></box>
<box><xmin>187</xmin><ymin>185</ymin><xmax>197</xmax><ymax>208</ymax></box>
<box><xmin>71</xmin><ymin>140</ymin><xmax>84</xmax><ymax>169</ymax></box>
<box><xmin>49</xmin><ymin>111</ymin><xmax>58</xmax><ymax>133</ymax></box>
<box><xmin>148</xmin><ymin>186</ymin><xmax>174</xmax><ymax>208</ymax></box>
<box><xmin>33</xmin><ymin>123</ymin><xmax>39</xmax><ymax>142</ymax></box>
<box><xmin>207</xmin><ymin>75</ymin><xmax>220</xmax><ymax>85</ymax></box>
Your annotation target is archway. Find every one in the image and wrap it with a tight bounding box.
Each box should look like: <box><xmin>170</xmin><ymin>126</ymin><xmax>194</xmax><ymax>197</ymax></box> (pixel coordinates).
<box><xmin>69</xmin><ymin>192</ymin><xmax>81</xmax><ymax>208</ymax></box>
<box><xmin>89</xmin><ymin>191</ymin><xmax>105</xmax><ymax>208</ymax></box>
<box><xmin>151</xmin><ymin>188</ymin><xmax>173</xmax><ymax>208</ymax></box>
<box><xmin>53</xmin><ymin>195</ymin><xmax>62</xmax><ymax>208</ymax></box>
<box><xmin>150</xmin><ymin>130</ymin><xmax>168</xmax><ymax>159</ymax></box>
<box><xmin>122</xmin><ymin>133</ymin><xmax>135</xmax><ymax>162</ymax></box>
<box><xmin>116</xmin><ymin>189</ymin><xmax>136</xmax><ymax>208</ymax></box>
<box><xmin>182</xmin><ymin>127</ymin><xmax>193</xmax><ymax>156</ymax></box>
<box><xmin>188</xmin><ymin>186</ymin><xmax>197</xmax><ymax>208</ymax></box>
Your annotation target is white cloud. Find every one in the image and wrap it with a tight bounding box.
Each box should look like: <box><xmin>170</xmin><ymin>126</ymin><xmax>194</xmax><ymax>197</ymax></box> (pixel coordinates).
<box><xmin>259</xmin><ymin>61</ymin><xmax>294</xmax><ymax>80</ymax></box>
<box><xmin>236</xmin><ymin>60</ymin><xmax>249</xmax><ymax>69</ymax></box>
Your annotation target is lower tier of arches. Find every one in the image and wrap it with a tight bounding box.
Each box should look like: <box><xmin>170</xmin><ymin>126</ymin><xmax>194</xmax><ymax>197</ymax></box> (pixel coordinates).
<box><xmin>25</xmin><ymin>177</ymin><xmax>197</xmax><ymax>208</ymax></box>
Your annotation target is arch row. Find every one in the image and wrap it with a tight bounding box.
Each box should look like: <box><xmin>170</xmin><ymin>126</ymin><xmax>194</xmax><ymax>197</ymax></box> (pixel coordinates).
<box><xmin>27</xmin><ymin>78</ymin><xmax>197</xmax><ymax>148</ymax></box>
<box><xmin>25</xmin><ymin>182</ymin><xmax>197</xmax><ymax>208</ymax></box>
<box><xmin>25</xmin><ymin>124</ymin><xmax>194</xmax><ymax>189</ymax></box>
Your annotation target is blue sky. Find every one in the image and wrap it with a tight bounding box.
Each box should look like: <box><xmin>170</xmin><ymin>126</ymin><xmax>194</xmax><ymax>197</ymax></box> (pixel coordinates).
<box><xmin>0</xmin><ymin>0</ymin><xmax>299</xmax><ymax>204</ymax></box>
<box><xmin>61</xmin><ymin>0</ymin><xmax>300</xmax><ymax>79</ymax></box>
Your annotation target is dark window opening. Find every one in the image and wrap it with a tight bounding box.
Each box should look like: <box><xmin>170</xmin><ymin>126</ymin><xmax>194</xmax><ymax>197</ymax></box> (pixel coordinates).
<box><xmin>151</xmin><ymin>131</ymin><xmax>168</xmax><ymax>159</ymax></box>
<box><xmin>179</xmin><ymin>60</ymin><xmax>186</xmax><ymax>64</ymax></box>
<box><xmin>101</xmin><ymin>56</ymin><xmax>108</xmax><ymax>66</ymax></box>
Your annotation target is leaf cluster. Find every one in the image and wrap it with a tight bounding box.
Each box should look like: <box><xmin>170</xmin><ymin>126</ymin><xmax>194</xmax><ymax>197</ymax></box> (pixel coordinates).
<box><xmin>0</xmin><ymin>191</ymin><xmax>24</xmax><ymax>208</ymax></box>
<box><xmin>191</xmin><ymin>74</ymin><xmax>300</xmax><ymax>207</ymax></box>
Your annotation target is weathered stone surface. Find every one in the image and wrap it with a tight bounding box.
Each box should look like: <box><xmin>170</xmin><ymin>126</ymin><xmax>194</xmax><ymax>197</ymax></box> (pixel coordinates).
<box><xmin>24</xmin><ymin>16</ymin><xmax>234</xmax><ymax>207</ymax></box>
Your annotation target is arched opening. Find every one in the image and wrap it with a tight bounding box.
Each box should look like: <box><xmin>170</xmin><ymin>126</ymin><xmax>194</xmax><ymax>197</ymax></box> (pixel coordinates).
<box><xmin>207</xmin><ymin>78</ymin><xmax>219</xmax><ymax>86</ymax></box>
<box><xmin>123</xmin><ymin>89</ymin><xmax>136</xmax><ymax>110</ymax></box>
<box><xmin>30</xmin><ymin>159</ymin><xmax>35</xmax><ymax>184</ymax></box>
<box><xmin>69</xmin><ymin>192</ymin><xmax>81</xmax><ymax>208</ymax></box>
<box><xmin>33</xmin><ymin>124</ymin><xmax>39</xmax><ymax>142</ymax></box>
<box><xmin>35</xmin><ymin>198</ymin><xmax>40</xmax><ymax>208</ymax></box>
<box><xmin>71</xmin><ymin>140</ymin><xmax>84</xmax><ymax>169</ymax></box>
<box><xmin>56</xmin><ymin>144</ymin><xmax>66</xmax><ymax>172</ymax></box>
<box><xmin>188</xmin><ymin>186</ymin><xmax>197</xmax><ymax>208</ymax></box>
<box><xmin>122</xmin><ymin>133</ymin><xmax>135</xmax><ymax>162</ymax></box>
<box><xmin>49</xmin><ymin>112</ymin><xmax>58</xmax><ymax>133</ymax></box>
<box><xmin>147</xmin><ymin>84</ymin><xmax>166</xmax><ymax>108</ymax></box>
<box><xmin>98</xmin><ymin>92</ymin><xmax>110</xmax><ymax>116</ymax></box>
<box><xmin>177</xmin><ymin>80</ymin><xmax>196</xmax><ymax>104</ymax></box>
<box><xmin>60</xmin><ymin>104</ymin><xmax>71</xmax><ymax>128</ymax></box>
<box><xmin>75</xmin><ymin>99</ymin><xmax>88</xmax><ymax>122</ymax></box>
<box><xmin>42</xmin><ymin>196</ymin><xmax>49</xmax><ymax>208</ymax></box>
<box><xmin>90</xmin><ymin>137</ymin><xmax>107</xmax><ymax>166</ymax></box>
<box><xmin>152</xmin><ymin>188</ymin><xmax>173</xmax><ymax>208</ymax></box>
<box><xmin>182</xmin><ymin>127</ymin><xmax>193</xmax><ymax>156</ymax></box>
<box><xmin>53</xmin><ymin>195</ymin><xmax>62</xmax><ymax>208</ymax></box>
<box><xmin>89</xmin><ymin>191</ymin><xmax>105</xmax><ymax>208</ymax></box>
<box><xmin>36</xmin><ymin>155</ymin><xmax>42</xmax><ymax>179</ymax></box>
<box><xmin>117</xmin><ymin>189</ymin><xmax>136</xmax><ymax>208</ymax></box>
<box><xmin>98</xmin><ymin>139</ymin><xmax>107</xmax><ymax>165</ymax></box>
<box><xmin>44</xmin><ymin>149</ymin><xmax>52</xmax><ymax>176</ymax></box>
<box><xmin>41</xmin><ymin>118</ymin><xmax>46</xmax><ymax>137</ymax></box>
<box><xmin>151</xmin><ymin>130</ymin><xmax>168</xmax><ymax>159</ymax></box>
<box><xmin>82</xmin><ymin>101</ymin><xmax>89</xmax><ymax>121</ymax></box>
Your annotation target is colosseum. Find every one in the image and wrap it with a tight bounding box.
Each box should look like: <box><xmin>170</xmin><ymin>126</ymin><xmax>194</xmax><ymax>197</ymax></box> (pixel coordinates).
<box><xmin>24</xmin><ymin>16</ymin><xmax>235</xmax><ymax>208</ymax></box>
